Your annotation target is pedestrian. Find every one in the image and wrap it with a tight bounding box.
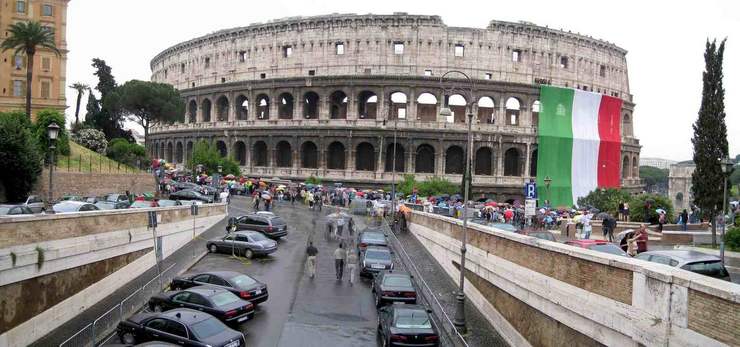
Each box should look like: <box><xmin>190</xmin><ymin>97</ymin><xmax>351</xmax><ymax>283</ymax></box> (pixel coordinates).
<box><xmin>658</xmin><ymin>211</ymin><xmax>666</xmax><ymax>233</ymax></box>
<box><xmin>253</xmin><ymin>192</ymin><xmax>261</xmax><ymax>211</ymax></box>
<box><xmin>581</xmin><ymin>212</ymin><xmax>592</xmax><ymax>239</ymax></box>
<box><xmin>306</xmin><ymin>242</ymin><xmax>318</xmax><ymax>279</ymax></box>
<box><xmin>334</xmin><ymin>243</ymin><xmax>346</xmax><ymax>280</ymax></box>
<box><xmin>680</xmin><ymin>209</ymin><xmax>689</xmax><ymax>231</ymax></box>
<box><xmin>635</xmin><ymin>223</ymin><xmax>649</xmax><ymax>253</ymax></box>
<box><xmin>346</xmin><ymin>248</ymin><xmax>358</xmax><ymax>285</ymax></box>
<box><xmin>626</xmin><ymin>231</ymin><xmax>639</xmax><ymax>257</ymax></box>
<box><xmin>618</xmin><ymin>201</ymin><xmax>625</xmax><ymax>221</ymax></box>
<box><xmin>308</xmin><ymin>191</ymin><xmax>315</xmax><ymax>209</ymax></box>
<box><xmin>623</xmin><ymin>202</ymin><xmax>630</xmax><ymax>222</ymax></box>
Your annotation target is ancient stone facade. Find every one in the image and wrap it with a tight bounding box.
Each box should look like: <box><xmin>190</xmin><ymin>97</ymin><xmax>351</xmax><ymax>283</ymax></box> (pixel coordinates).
<box><xmin>148</xmin><ymin>13</ymin><xmax>642</xmax><ymax>199</ymax></box>
<box><xmin>668</xmin><ymin>163</ymin><xmax>695</xmax><ymax>212</ymax></box>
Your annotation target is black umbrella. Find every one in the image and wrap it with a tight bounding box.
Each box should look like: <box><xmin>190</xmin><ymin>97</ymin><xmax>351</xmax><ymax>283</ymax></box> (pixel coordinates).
<box><xmin>595</xmin><ymin>212</ymin><xmax>611</xmax><ymax>220</ymax></box>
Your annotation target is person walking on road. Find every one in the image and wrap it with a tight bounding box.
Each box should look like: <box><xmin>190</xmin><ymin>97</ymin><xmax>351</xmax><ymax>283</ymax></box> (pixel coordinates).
<box><xmin>306</xmin><ymin>242</ymin><xmax>318</xmax><ymax>279</ymax></box>
<box><xmin>346</xmin><ymin>248</ymin><xmax>358</xmax><ymax>285</ymax></box>
<box><xmin>334</xmin><ymin>243</ymin><xmax>346</xmax><ymax>280</ymax></box>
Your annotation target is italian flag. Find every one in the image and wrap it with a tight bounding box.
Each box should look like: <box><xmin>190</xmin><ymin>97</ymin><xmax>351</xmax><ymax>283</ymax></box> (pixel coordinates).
<box><xmin>536</xmin><ymin>86</ymin><xmax>623</xmax><ymax>207</ymax></box>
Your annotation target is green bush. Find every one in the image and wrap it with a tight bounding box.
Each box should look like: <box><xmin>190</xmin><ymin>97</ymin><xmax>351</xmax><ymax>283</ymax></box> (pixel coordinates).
<box><xmin>628</xmin><ymin>193</ymin><xmax>674</xmax><ymax>224</ymax></box>
<box><xmin>74</xmin><ymin>128</ymin><xmax>108</xmax><ymax>154</ymax></box>
<box><xmin>0</xmin><ymin>111</ymin><xmax>43</xmax><ymax>202</ymax></box>
<box><xmin>725</xmin><ymin>226</ymin><xmax>740</xmax><ymax>251</ymax></box>
<box><xmin>418</xmin><ymin>176</ymin><xmax>459</xmax><ymax>197</ymax></box>
<box><xmin>577</xmin><ymin>188</ymin><xmax>631</xmax><ymax>216</ymax></box>
<box><xmin>306</xmin><ymin>175</ymin><xmax>322</xmax><ymax>185</ymax></box>
<box><xmin>107</xmin><ymin>138</ymin><xmax>147</xmax><ymax>167</ymax></box>
<box><xmin>34</xmin><ymin>109</ymin><xmax>70</xmax><ymax>156</ymax></box>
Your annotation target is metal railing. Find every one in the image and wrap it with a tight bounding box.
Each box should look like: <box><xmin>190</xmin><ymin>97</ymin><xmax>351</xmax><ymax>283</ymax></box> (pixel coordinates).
<box><xmin>59</xmin><ymin>262</ymin><xmax>177</xmax><ymax>347</ymax></box>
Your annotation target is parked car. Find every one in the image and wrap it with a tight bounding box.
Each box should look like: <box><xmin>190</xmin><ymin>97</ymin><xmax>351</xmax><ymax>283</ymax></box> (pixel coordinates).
<box><xmin>372</xmin><ymin>271</ymin><xmax>417</xmax><ymax>307</ymax></box>
<box><xmin>207</xmin><ymin>231</ymin><xmax>278</xmax><ymax>259</ymax></box>
<box><xmin>519</xmin><ymin>230</ymin><xmax>557</xmax><ymax>242</ymax></box>
<box><xmin>171</xmin><ymin>271</ymin><xmax>269</xmax><ymax>305</ymax></box>
<box><xmin>360</xmin><ymin>246</ymin><xmax>394</xmax><ymax>278</ymax></box>
<box><xmin>170</xmin><ymin>189</ymin><xmax>214</xmax><ymax>203</ymax></box>
<box><xmin>85</xmin><ymin>196</ymin><xmax>104</xmax><ymax>204</ymax></box>
<box><xmin>635</xmin><ymin>250</ymin><xmax>732</xmax><ymax>281</ymax></box>
<box><xmin>104</xmin><ymin>193</ymin><xmax>131</xmax><ymax>208</ymax></box>
<box><xmin>94</xmin><ymin>201</ymin><xmax>119</xmax><ymax>210</ymax></box>
<box><xmin>52</xmin><ymin>201</ymin><xmax>99</xmax><ymax>213</ymax></box>
<box><xmin>179</xmin><ymin>200</ymin><xmax>203</xmax><ymax>206</ymax></box>
<box><xmin>61</xmin><ymin>195</ymin><xmax>84</xmax><ymax>202</ymax></box>
<box><xmin>358</xmin><ymin>230</ymin><xmax>389</xmax><ymax>253</ymax></box>
<box><xmin>116</xmin><ymin>308</ymin><xmax>245</xmax><ymax>346</ymax></box>
<box><xmin>148</xmin><ymin>286</ymin><xmax>254</xmax><ymax>324</ymax></box>
<box><xmin>564</xmin><ymin>239</ymin><xmax>628</xmax><ymax>257</ymax></box>
<box><xmin>377</xmin><ymin>304</ymin><xmax>440</xmax><ymax>347</ymax></box>
<box><xmin>231</xmin><ymin>213</ymin><xmax>288</xmax><ymax>239</ymax></box>
<box><xmin>158</xmin><ymin>199</ymin><xmax>183</xmax><ymax>207</ymax></box>
<box><xmin>0</xmin><ymin>204</ymin><xmax>34</xmax><ymax>216</ymax></box>
<box><xmin>131</xmin><ymin>200</ymin><xmax>159</xmax><ymax>208</ymax></box>
<box><xmin>23</xmin><ymin>195</ymin><xmax>45</xmax><ymax>213</ymax></box>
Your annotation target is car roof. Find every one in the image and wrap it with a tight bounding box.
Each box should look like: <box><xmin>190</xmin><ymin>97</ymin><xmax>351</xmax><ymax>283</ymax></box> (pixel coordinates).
<box><xmin>192</xmin><ymin>270</ymin><xmax>246</xmax><ymax>280</ymax></box>
<box><xmin>187</xmin><ymin>285</ymin><xmax>230</xmax><ymax>297</ymax></box>
<box><xmin>639</xmin><ymin>250</ymin><xmax>721</xmax><ymax>262</ymax></box>
<box><xmin>234</xmin><ymin>230</ymin><xmax>262</xmax><ymax>237</ymax></box>
<box><xmin>381</xmin><ymin>272</ymin><xmax>411</xmax><ymax>279</ymax></box>
<box><xmin>389</xmin><ymin>303</ymin><xmax>429</xmax><ymax>312</ymax></box>
<box><xmin>365</xmin><ymin>246</ymin><xmax>390</xmax><ymax>252</ymax></box>
<box><xmin>361</xmin><ymin>231</ymin><xmax>385</xmax><ymax>237</ymax></box>
<box><xmin>161</xmin><ymin>308</ymin><xmax>211</xmax><ymax>324</ymax></box>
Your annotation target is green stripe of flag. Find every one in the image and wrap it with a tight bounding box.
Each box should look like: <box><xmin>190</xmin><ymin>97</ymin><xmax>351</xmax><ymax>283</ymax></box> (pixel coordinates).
<box><xmin>537</xmin><ymin>86</ymin><xmax>574</xmax><ymax>208</ymax></box>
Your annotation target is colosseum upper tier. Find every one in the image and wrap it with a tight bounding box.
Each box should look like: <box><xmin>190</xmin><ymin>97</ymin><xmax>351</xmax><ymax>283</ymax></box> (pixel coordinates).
<box><xmin>149</xmin><ymin>13</ymin><xmax>641</xmax><ymax>199</ymax></box>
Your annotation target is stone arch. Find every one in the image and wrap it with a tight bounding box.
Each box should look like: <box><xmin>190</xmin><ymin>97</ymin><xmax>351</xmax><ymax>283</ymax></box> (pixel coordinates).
<box><xmin>166</xmin><ymin>142</ymin><xmax>173</xmax><ymax>162</ymax></box>
<box><xmin>175</xmin><ymin>142</ymin><xmax>184</xmax><ymax>164</ymax></box>
<box><xmin>358</xmin><ymin>91</ymin><xmax>377</xmax><ymax>119</ymax></box>
<box><xmin>622</xmin><ymin>155</ymin><xmax>630</xmax><ymax>179</ymax></box>
<box><xmin>278</xmin><ymin>92</ymin><xmax>294</xmax><ymax>119</ymax></box>
<box><xmin>256</xmin><ymin>94</ymin><xmax>270</xmax><ymax>120</ymax></box>
<box><xmin>416</xmin><ymin>92</ymin><xmax>438</xmax><ymax>122</ymax></box>
<box><xmin>202</xmin><ymin>98</ymin><xmax>212</xmax><ymax>122</ymax></box>
<box><xmin>188</xmin><ymin>100</ymin><xmax>197</xmax><ymax>123</ymax></box>
<box><xmin>216</xmin><ymin>140</ymin><xmax>227</xmax><ymax>158</ymax></box>
<box><xmin>504</xmin><ymin>147</ymin><xmax>521</xmax><ymax>176</ymax></box>
<box><xmin>185</xmin><ymin>141</ymin><xmax>193</xmax><ymax>164</ymax></box>
<box><xmin>385</xmin><ymin>143</ymin><xmax>405</xmax><ymax>172</ymax></box>
<box><xmin>477</xmin><ymin>96</ymin><xmax>495</xmax><ymax>124</ymax></box>
<box><xmin>445</xmin><ymin>145</ymin><xmax>464</xmax><ymax>174</ymax></box>
<box><xmin>415</xmin><ymin>144</ymin><xmax>435</xmax><ymax>173</ymax></box>
<box><xmin>390</xmin><ymin>91</ymin><xmax>408</xmax><ymax>120</ymax></box>
<box><xmin>303</xmin><ymin>91</ymin><xmax>320</xmax><ymax>119</ymax></box>
<box><xmin>253</xmin><ymin>141</ymin><xmax>268</xmax><ymax>166</ymax></box>
<box><xmin>355</xmin><ymin>142</ymin><xmax>376</xmax><ymax>171</ymax></box>
<box><xmin>475</xmin><ymin>147</ymin><xmax>493</xmax><ymax>175</ymax></box>
<box><xmin>623</xmin><ymin>113</ymin><xmax>633</xmax><ymax>137</ymax></box>
<box><xmin>216</xmin><ymin>95</ymin><xmax>229</xmax><ymax>121</ymax></box>
<box><xmin>447</xmin><ymin>94</ymin><xmax>467</xmax><ymax>123</ymax></box>
<box><xmin>275</xmin><ymin>141</ymin><xmax>292</xmax><ymax>167</ymax></box>
<box><xmin>530</xmin><ymin>149</ymin><xmax>538</xmax><ymax>177</ymax></box>
<box><xmin>505</xmin><ymin>97</ymin><xmax>521</xmax><ymax>126</ymax></box>
<box><xmin>632</xmin><ymin>156</ymin><xmax>638</xmax><ymax>178</ymax></box>
<box><xmin>532</xmin><ymin>100</ymin><xmax>541</xmax><ymax>126</ymax></box>
<box><xmin>159</xmin><ymin>142</ymin><xmax>165</xmax><ymax>160</ymax></box>
<box><xmin>236</xmin><ymin>95</ymin><xmax>249</xmax><ymax>120</ymax></box>
<box><xmin>301</xmin><ymin>141</ymin><xmax>318</xmax><ymax>168</ymax></box>
<box><xmin>329</xmin><ymin>90</ymin><xmax>348</xmax><ymax>119</ymax></box>
<box><xmin>327</xmin><ymin>142</ymin><xmax>346</xmax><ymax>170</ymax></box>
<box><xmin>233</xmin><ymin>141</ymin><xmax>246</xmax><ymax>165</ymax></box>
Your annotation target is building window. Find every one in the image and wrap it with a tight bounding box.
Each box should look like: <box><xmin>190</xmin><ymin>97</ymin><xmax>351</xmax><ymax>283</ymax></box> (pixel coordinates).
<box><xmin>42</xmin><ymin>57</ymin><xmax>51</xmax><ymax>71</ymax></box>
<box><xmin>454</xmin><ymin>44</ymin><xmax>464</xmax><ymax>57</ymax></box>
<box><xmin>16</xmin><ymin>1</ymin><xmax>26</xmax><ymax>13</ymax></box>
<box><xmin>336</xmin><ymin>43</ymin><xmax>344</xmax><ymax>55</ymax></box>
<box><xmin>560</xmin><ymin>56</ymin><xmax>568</xmax><ymax>69</ymax></box>
<box><xmin>238</xmin><ymin>51</ymin><xmax>246</xmax><ymax>62</ymax></box>
<box><xmin>364</xmin><ymin>68</ymin><xmax>372</xmax><ymax>75</ymax></box>
<box><xmin>164</xmin><ymin>69</ymin><xmax>167</xmax><ymax>79</ymax></box>
<box><xmin>42</xmin><ymin>26</ymin><xmax>54</xmax><ymax>34</ymax></box>
<box><xmin>394</xmin><ymin>42</ymin><xmax>404</xmax><ymax>55</ymax></box>
<box><xmin>512</xmin><ymin>49</ymin><xmax>521</xmax><ymax>62</ymax></box>
<box><xmin>484</xmin><ymin>73</ymin><xmax>492</xmax><ymax>80</ymax></box>
<box><xmin>260</xmin><ymin>73</ymin><xmax>266</xmax><ymax>79</ymax></box>
<box><xmin>40</xmin><ymin>81</ymin><xmax>50</xmax><ymax>99</ymax></box>
<box><xmin>600</xmin><ymin>65</ymin><xmax>606</xmax><ymax>77</ymax></box>
<box><xmin>221</xmin><ymin>77</ymin><xmax>226</xmax><ymax>83</ymax></box>
<box><xmin>14</xmin><ymin>55</ymin><xmax>23</xmax><ymax>69</ymax></box>
<box><xmin>308</xmin><ymin>70</ymin><xmax>315</xmax><ymax>76</ymax></box>
<box><xmin>424</xmin><ymin>69</ymin><xmax>432</xmax><ymax>76</ymax></box>
<box><xmin>181</xmin><ymin>63</ymin><xmax>185</xmax><ymax>73</ymax></box>
<box><xmin>42</xmin><ymin>4</ymin><xmax>53</xmax><ymax>16</ymax></box>
<box><xmin>13</xmin><ymin>80</ymin><xmax>24</xmax><ymax>96</ymax></box>
<box><xmin>283</xmin><ymin>46</ymin><xmax>292</xmax><ymax>58</ymax></box>
<box><xmin>204</xmin><ymin>57</ymin><xmax>210</xmax><ymax>68</ymax></box>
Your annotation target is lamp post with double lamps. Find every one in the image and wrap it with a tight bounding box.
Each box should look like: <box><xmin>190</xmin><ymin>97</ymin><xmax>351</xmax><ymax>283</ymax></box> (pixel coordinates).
<box><xmin>46</xmin><ymin>122</ymin><xmax>60</xmax><ymax>206</ymax></box>
<box><xmin>544</xmin><ymin>176</ymin><xmax>553</xmax><ymax>207</ymax></box>
<box><xmin>439</xmin><ymin>70</ymin><xmax>475</xmax><ymax>334</ymax></box>
<box><xmin>719</xmin><ymin>156</ymin><xmax>734</xmax><ymax>264</ymax></box>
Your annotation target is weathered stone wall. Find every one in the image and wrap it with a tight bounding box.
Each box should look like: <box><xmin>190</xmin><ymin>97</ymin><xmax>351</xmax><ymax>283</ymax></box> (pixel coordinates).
<box><xmin>32</xmin><ymin>170</ymin><xmax>156</xmax><ymax>202</ymax></box>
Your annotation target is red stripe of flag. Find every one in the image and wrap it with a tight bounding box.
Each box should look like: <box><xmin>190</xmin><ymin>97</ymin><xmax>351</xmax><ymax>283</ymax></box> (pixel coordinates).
<box><xmin>597</xmin><ymin>95</ymin><xmax>623</xmax><ymax>187</ymax></box>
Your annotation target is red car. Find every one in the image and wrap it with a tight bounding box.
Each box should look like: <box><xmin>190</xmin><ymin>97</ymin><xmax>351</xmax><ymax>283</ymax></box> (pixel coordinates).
<box><xmin>565</xmin><ymin>239</ymin><xmax>628</xmax><ymax>256</ymax></box>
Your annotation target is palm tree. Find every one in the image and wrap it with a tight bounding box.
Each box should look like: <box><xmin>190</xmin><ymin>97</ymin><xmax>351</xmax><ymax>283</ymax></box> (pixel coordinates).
<box><xmin>0</xmin><ymin>21</ymin><xmax>61</xmax><ymax>119</ymax></box>
<box><xmin>69</xmin><ymin>83</ymin><xmax>89</xmax><ymax>126</ymax></box>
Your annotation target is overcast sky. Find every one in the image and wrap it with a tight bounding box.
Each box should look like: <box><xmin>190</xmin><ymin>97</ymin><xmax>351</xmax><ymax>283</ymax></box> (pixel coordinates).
<box><xmin>63</xmin><ymin>0</ymin><xmax>739</xmax><ymax>161</ymax></box>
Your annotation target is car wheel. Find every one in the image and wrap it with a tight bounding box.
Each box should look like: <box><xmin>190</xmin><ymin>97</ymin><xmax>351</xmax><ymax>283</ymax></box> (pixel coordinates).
<box><xmin>121</xmin><ymin>332</ymin><xmax>135</xmax><ymax>344</ymax></box>
<box><xmin>209</xmin><ymin>244</ymin><xmax>218</xmax><ymax>253</ymax></box>
<box><xmin>244</xmin><ymin>249</ymin><xmax>254</xmax><ymax>259</ymax></box>
<box><xmin>152</xmin><ymin>304</ymin><xmax>163</xmax><ymax>312</ymax></box>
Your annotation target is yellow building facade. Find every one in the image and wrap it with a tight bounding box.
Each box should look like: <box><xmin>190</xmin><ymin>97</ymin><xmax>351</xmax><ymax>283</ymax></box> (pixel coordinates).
<box><xmin>0</xmin><ymin>0</ymin><xmax>68</xmax><ymax>119</ymax></box>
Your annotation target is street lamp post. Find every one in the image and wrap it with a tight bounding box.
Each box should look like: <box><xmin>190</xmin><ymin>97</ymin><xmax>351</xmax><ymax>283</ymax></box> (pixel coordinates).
<box><xmin>544</xmin><ymin>176</ymin><xmax>552</xmax><ymax>207</ymax></box>
<box><xmin>720</xmin><ymin>156</ymin><xmax>733</xmax><ymax>264</ymax></box>
<box><xmin>439</xmin><ymin>70</ymin><xmax>474</xmax><ymax>335</ymax></box>
<box><xmin>46</xmin><ymin>122</ymin><xmax>60</xmax><ymax>206</ymax></box>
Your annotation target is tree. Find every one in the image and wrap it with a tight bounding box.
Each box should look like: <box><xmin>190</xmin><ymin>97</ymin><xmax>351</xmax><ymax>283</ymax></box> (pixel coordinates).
<box><xmin>107</xmin><ymin>138</ymin><xmax>147</xmax><ymax>167</ymax></box>
<box><xmin>639</xmin><ymin>166</ymin><xmax>669</xmax><ymax>193</ymax></box>
<box><xmin>106</xmin><ymin>80</ymin><xmax>185</xmax><ymax>149</ymax></box>
<box><xmin>418</xmin><ymin>176</ymin><xmax>459</xmax><ymax>197</ymax></box>
<box><xmin>628</xmin><ymin>193</ymin><xmax>674</xmax><ymax>224</ymax></box>
<box><xmin>577</xmin><ymin>188</ymin><xmax>631</xmax><ymax>216</ymax></box>
<box><xmin>84</xmin><ymin>58</ymin><xmax>132</xmax><ymax>141</ymax></box>
<box><xmin>188</xmin><ymin>140</ymin><xmax>240</xmax><ymax>176</ymax></box>
<box><xmin>0</xmin><ymin>111</ymin><xmax>43</xmax><ymax>202</ymax></box>
<box><xmin>0</xmin><ymin>21</ymin><xmax>61</xmax><ymax>119</ymax></box>
<box><xmin>69</xmin><ymin>83</ymin><xmax>89</xmax><ymax>128</ymax></box>
<box><xmin>34</xmin><ymin>109</ymin><xmax>70</xmax><ymax>156</ymax></box>
<box><xmin>691</xmin><ymin>39</ymin><xmax>729</xmax><ymax>247</ymax></box>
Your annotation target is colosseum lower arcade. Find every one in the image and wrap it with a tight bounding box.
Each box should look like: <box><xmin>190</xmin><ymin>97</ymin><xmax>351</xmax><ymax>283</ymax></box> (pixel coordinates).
<box><xmin>148</xmin><ymin>13</ymin><xmax>641</xmax><ymax>201</ymax></box>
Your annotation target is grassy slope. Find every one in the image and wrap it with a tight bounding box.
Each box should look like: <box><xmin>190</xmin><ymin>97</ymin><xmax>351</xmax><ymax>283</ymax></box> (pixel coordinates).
<box><xmin>55</xmin><ymin>141</ymin><xmax>143</xmax><ymax>173</ymax></box>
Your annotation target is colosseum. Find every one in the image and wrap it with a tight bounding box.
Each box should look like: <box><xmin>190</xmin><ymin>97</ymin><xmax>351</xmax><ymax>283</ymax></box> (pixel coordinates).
<box><xmin>148</xmin><ymin>13</ymin><xmax>642</xmax><ymax>200</ymax></box>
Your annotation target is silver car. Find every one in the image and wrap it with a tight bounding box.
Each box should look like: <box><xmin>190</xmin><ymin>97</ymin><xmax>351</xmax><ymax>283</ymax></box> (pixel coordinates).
<box><xmin>207</xmin><ymin>230</ymin><xmax>278</xmax><ymax>259</ymax></box>
<box><xmin>635</xmin><ymin>250</ymin><xmax>731</xmax><ymax>281</ymax></box>
<box><xmin>23</xmin><ymin>195</ymin><xmax>45</xmax><ymax>213</ymax></box>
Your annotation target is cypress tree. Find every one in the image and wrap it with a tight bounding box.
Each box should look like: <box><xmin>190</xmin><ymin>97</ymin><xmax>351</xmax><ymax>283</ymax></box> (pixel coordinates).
<box><xmin>691</xmin><ymin>39</ymin><xmax>729</xmax><ymax>247</ymax></box>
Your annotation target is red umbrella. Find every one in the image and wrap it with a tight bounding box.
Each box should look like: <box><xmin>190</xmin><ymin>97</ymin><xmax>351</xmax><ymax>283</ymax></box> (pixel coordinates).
<box><xmin>485</xmin><ymin>201</ymin><xmax>498</xmax><ymax>207</ymax></box>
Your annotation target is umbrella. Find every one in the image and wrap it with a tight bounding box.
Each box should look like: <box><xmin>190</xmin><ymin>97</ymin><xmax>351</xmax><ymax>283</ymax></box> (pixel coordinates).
<box><xmin>655</xmin><ymin>208</ymin><xmax>666</xmax><ymax>214</ymax></box>
<box><xmin>225</xmin><ymin>174</ymin><xmax>236</xmax><ymax>180</ymax></box>
<box><xmin>278</xmin><ymin>184</ymin><xmax>287</xmax><ymax>189</ymax></box>
<box><xmin>595</xmin><ymin>212</ymin><xmax>611</xmax><ymax>220</ymax></box>
<box><xmin>261</xmin><ymin>192</ymin><xmax>272</xmax><ymax>200</ymax></box>
<box><xmin>485</xmin><ymin>201</ymin><xmax>498</xmax><ymax>207</ymax></box>
<box><xmin>589</xmin><ymin>208</ymin><xmax>600</xmax><ymax>214</ymax></box>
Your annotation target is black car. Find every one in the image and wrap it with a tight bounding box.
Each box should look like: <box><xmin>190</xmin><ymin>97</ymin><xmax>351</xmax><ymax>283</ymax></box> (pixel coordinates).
<box><xmin>158</xmin><ymin>199</ymin><xmax>183</xmax><ymax>207</ymax></box>
<box><xmin>358</xmin><ymin>230</ymin><xmax>388</xmax><ymax>253</ymax></box>
<box><xmin>232</xmin><ymin>213</ymin><xmax>288</xmax><ymax>239</ymax></box>
<box><xmin>0</xmin><ymin>204</ymin><xmax>33</xmax><ymax>216</ymax></box>
<box><xmin>373</xmin><ymin>271</ymin><xmax>417</xmax><ymax>307</ymax></box>
<box><xmin>360</xmin><ymin>246</ymin><xmax>394</xmax><ymax>278</ymax></box>
<box><xmin>377</xmin><ymin>304</ymin><xmax>439</xmax><ymax>347</ymax></box>
<box><xmin>171</xmin><ymin>271</ymin><xmax>269</xmax><ymax>305</ymax></box>
<box><xmin>170</xmin><ymin>189</ymin><xmax>214</xmax><ymax>203</ymax></box>
<box><xmin>116</xmin><ymin>308</ymin><xmax>245</xmax><ymax>347</ymax></box>
<box><xmin>148</xmin><ymin>286</ymin><xmax>254</xmax><ymax>324</ymax></box>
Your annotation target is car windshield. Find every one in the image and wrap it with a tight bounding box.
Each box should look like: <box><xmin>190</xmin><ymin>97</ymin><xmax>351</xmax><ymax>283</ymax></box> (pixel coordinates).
<box><xmin>588</xmin><ymin>244</ymin><xmax>627</xmax><ymax>256</ymax></box>
<box><xmin>0</xmin><ymin>207</ymin><xmax>10</xmax><ymax>215</ymax></box>
<box><xmin>210</xmin><ymin>291</ymin><xmax>240</xmax><ymax>307</ymax></box>
<box><xmin>131</xmin><ymin>201</ymin><xmax>150</xmax><ymax>207</ymax></box>
<box><xmin>365</xmin><ymin>249</ymin><xmax>391</xmax><ymax>261</ymax></box>
<box><xmin>271</xmin><ymin>217</ymin><xmax>286</xmax><ymax>225</ymax></box>
<box><xmin>189</xmin><ymin>317</ymin><xmax>225</xmax><ymax>339</ymax></box>
<box><xmin>106</xmin><ymin>194</ymin><xmax>119</xmax><ymax>202</ymax></box>
<box><xmin>231</xmin><ymin>274</ymin><xmax>257</xmax><ymax>288</ymax></box>
<box><xmin>363</xmin><ymin>233</ymin><xmax>385</xmax><ymax>242</ymax></box>
<box><xmin>681</xmin><ymin>260</ymin><xmax>729</xmax><ymax>278</ymax></box>
<box><xmin>249</xmin><ymin>233</ymin><xmax>269</xmax><ymax>242</ymax></box>
<box><xmin>159</xmin><ymin>200</ymin><xmax>176</xmax><ymax>206</ymax></box>
<box><xmin>395</xmin><ymin>310</ymin><xmax>431</xmax><ymax>329</ymax></box>
<box><xmin>383</xmin><ymin>276</ymin><xmax>412</xmax><ymax>287</ymax></box>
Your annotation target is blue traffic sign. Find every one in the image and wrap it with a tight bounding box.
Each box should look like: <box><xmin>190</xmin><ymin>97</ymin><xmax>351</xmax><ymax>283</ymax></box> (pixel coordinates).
<box><xmin>524</xmin><ymin>182</ymin><xmax>537</xmax><ymax>199</ymax></box>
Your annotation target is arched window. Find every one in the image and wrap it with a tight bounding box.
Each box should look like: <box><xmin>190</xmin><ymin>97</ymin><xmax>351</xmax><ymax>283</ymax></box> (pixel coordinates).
<box><xmin>275</xmin><ymin>141</ymin><xmax>292</xmax><ymax>167</ymax></box>
<box><xmin>623</xmin><ymin>113</ymin><xmax>632</xmax><ymax>137</ymax></box>
<box><xmin>278</xmin><ymin>93</ymin><xmax>294</xmax><ymax>119</ymax></box>
<box><xmin>622</xmin><ymin>155</ymin><xmax>630</xmax><ymax>178</ymax></box>
<box><xmin>390</xmin><ymin>92</ymin><xmax>407</xmax><ymax>120</ymax></box>
<box><xmin>475</xmin><ymin>147</ymin><xmax>493</xmax><ymax>175</ymax></box>
<box><xmin>447</xmin><ymin>94</ymin><xmax>467</xmax><ymax>123</ymax></box>
<box><xmin>216</xmin><ymin>96</ymin><xmax>229</xmax><ymax>121</ymax></box>
<box><xmin>355</xmin><ymin>142</ymin><xmax>375</xmax><ymax>171</ymax></box>
<box><xmin>185</xmin><ymin>141</ymin><xmax>193</xmax><ymax>164</ymax></box>
<box><xmin>416</xmin><ymin>93</ymin><xmax>438</xmax><ymax>122</ymax></box>
<box><xmin>358</xmin><ymin>91</ymin><xmax>377</xmax><ymax>119</ymax></box>
<box><xmin>175</xmin><ymin>142</ymin><xmax>184</xmax><ymax>164</ymax></box>
<box><xmin>415</xmin><ymin>144</ymin><xmax>435</xmax><ymax>173</ymax></box>
<box><xmin>253</xmin><ymin>141</ymin><xmax>268</xmax><ymax>166</ymax></box>
<box><xmin>202</xmin><ymin>99</ymin><xmax>212</xmax><ymax>122</ymax></box>
<box><xmin>385</xmin><ymin>143</ymin><xmax>405</xmax><ymax>172</ymax></box>
<box><xmin>532</xmin><ymin>100</ymin><xmax>541</xmax><ymax>127</ymax></box>
<box><xmin>166</xmin><ymin>142</ymin><xmax>173</xmax><ymax>162</ymax></box>
<box><xmin>477</xmin><ymin>97</ymin><xmax>495</xmax><ymax>124</ymax></box>
<box><xmin>303</xmin><ymin>92</ymin><xmax>320</xmax><ymax>119</ymax></box>
<box><xmin>301</xmin><ymin>142</ymin><xmax>318</xmax><ymax>168</ymax></box>
<box><xmin>632</xmin><ymin>157</ymin><xmax>638</xmax><ymax>179</ymax></box>
<box><xmin>256</xmin><ymin>94</ymin><xmax>269</xmax><ymax>120</ymax></box>
<box><xmin>236</xmin><ymin>95</ymin><xmax>248</xmax><ymax>120</ymax></box>
<box><xmin>445</xmin><ymin>146</ymin><xmax>464</xmax><ymax>174</ymax></box>
<box><xmin>188</xmin><ymin>100</ymin><xmax>197</xmax><ymax>123</ymax></box>
<box><xmin>327</xmin><ymin>142</ymin><xmax>346</xmax><ymax>170</ymax></box>
<box><xmin>233</xmin><ymin>141</ymin><xmax>246</xmax><ymax>165</ymax></box>
<box><xmin>505</xmin><ymin>97</ymin><xmax>521</xmax><ymax>126</ymax></box>
<box><xmin>330</xmin><ymin>91</ymin><xmax>348</xmax><ymax>119</ymax></box>
<box><xmin>216</xmin><ymin>141</ymin><xmax>227</xmax><ymax>158</ymax></box>
<box><xmin>504</xmin><ymin>148</ymin><xmax>521</xmax><ymax>176</ymax></box>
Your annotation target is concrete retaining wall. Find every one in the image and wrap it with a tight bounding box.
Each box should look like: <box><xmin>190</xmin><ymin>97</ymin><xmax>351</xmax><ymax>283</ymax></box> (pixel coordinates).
<box><xmin>409</xmin><ymin>211</ymin><xmax>739</xmax><ymax>347</ymax></box>
<box><xmin>32</xmin><ymin>170</ymin><xmax>156</xmax><ymax>202</ymax></box>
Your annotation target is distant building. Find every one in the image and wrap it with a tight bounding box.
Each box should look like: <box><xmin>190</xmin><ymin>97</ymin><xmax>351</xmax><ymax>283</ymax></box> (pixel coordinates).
<box><xmin>668</xmin><ymin>162</ymin><xmax>695</xmax><ymax>212</ymax></box>
<box><xmin>640</xmin><ymin>157</ymin><xmax>677</xmax><ymax>170</ymax></box>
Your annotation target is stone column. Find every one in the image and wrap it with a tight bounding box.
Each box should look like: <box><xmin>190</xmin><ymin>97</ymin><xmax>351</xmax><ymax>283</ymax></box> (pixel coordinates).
<box><xmin>227</xmin><ymin>92</ymin><xmax>236</xmax><ymax>122</ymax></box>
<box><xmin>248</xmin><ymin>91</ymin><xmax>257</xmax><ymax>120</ymax></box>
<box><xmin>524</xmin><ymin>143</ymin><xmax>531</xmax><ymax>178</ymax></box>
<box><xmin>408</xmin><ymin>89</ymin><xmax>417</xmax><ymax>121</ymax></box>
<box><xmin>436</xmin><ymin>143</ymin><xmax>445</xmax><ymax>175</ymax></box>
<box><xmin>498</xmin><ymin>94</ymin><xmax>507</xmax><ymax>125</ymax></box>
<box><xmin>406</xmin><ymin>140</ymin><xmax>414</xmax><ymax>174</ymax></box>
<box><xmin>196</xmin><ymin>96</ymin><xmax>202</xmax><ymax>123</ymax></box>
<box><xmin>377</xmin><ymin>87</ymin><xmax>387</xmax><ymax>120</ymax></box>
<box><xmin>319</xmin><ymin>89</ymin><xmax>330</xmax><ymax>120</ymax></box>
<box><xmin>497</xmin><ymin>139</ymin><xmax>504</xmax><ymax>176</ymax></box>
<box><xmin>347</xmin><ymin>87</ymin><xmax>357</xmax><ymax>120</ymax></box>
<box><xmin>269</xmin><ymin>91</ymin><xmax>279</xmax><ymax>120</ymax></box>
